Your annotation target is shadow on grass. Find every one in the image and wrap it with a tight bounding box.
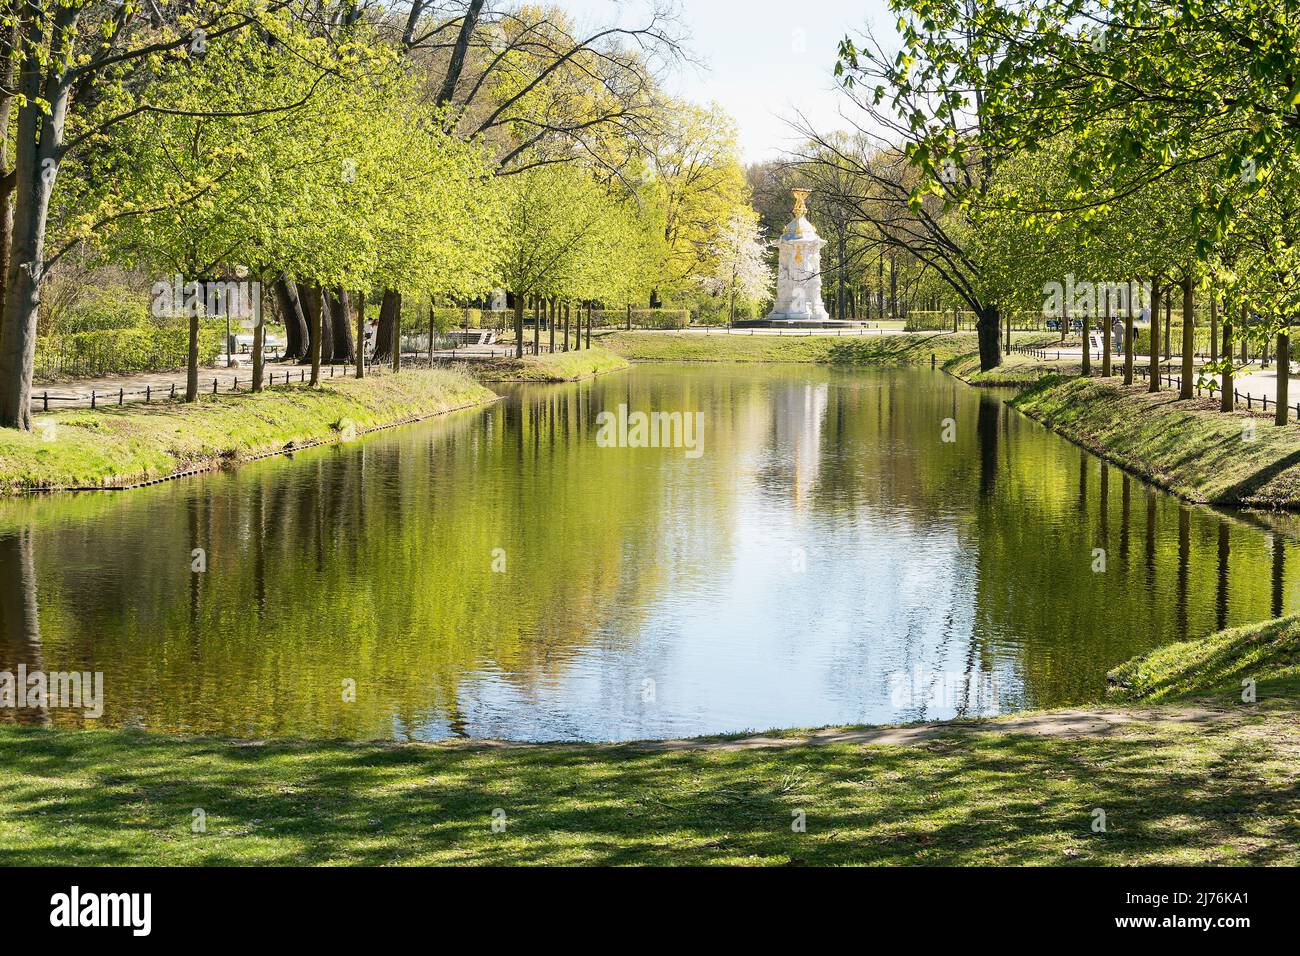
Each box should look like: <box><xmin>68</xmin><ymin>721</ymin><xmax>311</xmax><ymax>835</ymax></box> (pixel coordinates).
<box><xmin>1</xmin><ymin>717</ymin><xmax>1297</xmax><ymax>866</ymax></box>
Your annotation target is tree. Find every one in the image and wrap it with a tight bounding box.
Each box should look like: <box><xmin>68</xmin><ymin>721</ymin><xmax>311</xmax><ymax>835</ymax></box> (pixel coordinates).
<box><xmin>697</xmin><ymin>211</ymin><xmax>772</xmax><ymax>323</ymax></box>
<box><xmin>0</xmin><ymin>1</ymin><xmax>322</xmax><ymax>429</ymax></box>
<box><xmin>646</xmin><ymin>100</ymin><xmax>752</xmax><ymax>301</ymax></box>
<box><xmin>495</xmin><ymin>163</ymin><xmax>642</xmax><ymax>357</ymax></box>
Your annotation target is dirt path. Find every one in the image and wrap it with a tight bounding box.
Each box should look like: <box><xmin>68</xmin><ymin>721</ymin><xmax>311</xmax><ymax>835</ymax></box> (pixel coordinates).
<box><xmin>439</xmin><ymin>703</ymin><xmax>1244</xmax><ymax>754</ymax></box>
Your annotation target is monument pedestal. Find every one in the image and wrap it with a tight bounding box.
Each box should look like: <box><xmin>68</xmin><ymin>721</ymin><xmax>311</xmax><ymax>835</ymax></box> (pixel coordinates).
<box><xmin>732</xmin><ymin>318</ymin><xmax>864</xmax><ymax>329</ymax></box>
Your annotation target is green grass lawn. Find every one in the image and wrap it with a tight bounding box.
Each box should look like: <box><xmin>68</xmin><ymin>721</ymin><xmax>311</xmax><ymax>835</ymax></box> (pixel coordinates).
<box><xmin>1011</xmin><ymin>375</ymin><xmax>1300</xmax><ymax>507</ymax></box>
<box><xmin>595</xmin><ymin>330</ymin><xmax>1057</xmax><ymax>366</ymax></box>
<box><xmin>0</xmin><ymin>368</ymin><xmax>498</xmax><ymax>493</ymax></box>
<box><xmin>473</xmin><ymin>346</ymin><xmax>630</xmax><ymax>382</ymax></box>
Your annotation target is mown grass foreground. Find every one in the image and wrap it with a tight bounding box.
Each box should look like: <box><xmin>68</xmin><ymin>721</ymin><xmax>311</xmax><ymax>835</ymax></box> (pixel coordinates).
<box><xmin>4</xmin><ymin>619</ymin><xmax>1298</xmax><ymax>867</ymax></box>
<box><xmin>0</xmin><ymin>368</ymin><xmax>497</xmax><ymax>493</ymax></box>
<box><xmin>1011</xmin><ymin>375</ymin><xmax>1300</xmax><ymax>507</ymax></box>
<box><xmin>1</xmin><ymin>690</ymin><xmax>1294</xmax><ymax>866</ymax></box>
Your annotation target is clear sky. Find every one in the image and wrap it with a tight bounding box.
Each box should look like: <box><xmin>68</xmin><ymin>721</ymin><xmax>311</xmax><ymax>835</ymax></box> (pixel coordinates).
<box><xmin>551</xmin><ymin>0</ymin><xmax>895</xmax><ymax>164</ymax></box>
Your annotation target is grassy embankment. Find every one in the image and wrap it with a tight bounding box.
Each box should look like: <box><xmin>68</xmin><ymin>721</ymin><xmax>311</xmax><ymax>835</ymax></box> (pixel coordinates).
<box><xmin>596</xmin><ymin>329</ymin><xmax>1057</xmax><ymax>366</ymax></box>
<box><xmin>1010</xmin><ymin>375</ymin><xmax>1300</xmax><ymax>507</ymax></box>
<box><xmin>0</xmin><ymin>350</ymin><xmax>632</xmax><ymax>494</ymax></box>
<box><xmin>0</xmin><ymin>368</ymin><xmax>496</xmax><ymax>494</ymax></box>
<box><xmin>473</xmin><ymin>345</ymin><xmax>629</xmax><ymax>382</ymax></box>
<box><xmin>945</xmin><ymin>337</ymin><xmax>1300</xmax><ymax>507</ymax></box>
<box><xmin>1109</xmin><ymin>616</ymin><xmax>1300</xmax><ymax>703</ymax></box>
<box><xmin>2</xmin><ymin>617</ymin><xmax>1296</xmax><ymax>865</ymax></box>
<box><xmin>945</xmin><ymin>345</ymin><xmax>1082</xmax><ymax>386</ymax></box>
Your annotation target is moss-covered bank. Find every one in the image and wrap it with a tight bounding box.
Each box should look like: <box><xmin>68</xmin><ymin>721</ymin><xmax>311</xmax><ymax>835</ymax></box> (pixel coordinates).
<box><xmin>0</xmin><ymin>368</ymin><xmax>497</xmax><ymax>494</ymax></box>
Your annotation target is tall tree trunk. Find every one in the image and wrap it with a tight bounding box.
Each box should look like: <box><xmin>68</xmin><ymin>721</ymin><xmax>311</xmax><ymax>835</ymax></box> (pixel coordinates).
<box><xmin>0</xmin><ymin>10</ymin><xmax>78</xmax><ymax>430</ymax></box>
<box><xmin>331</xmin><ymin>288</ymin><xmax>354</xmax><ymax>364</ymax></box>
<box><xmin>309</xmin><ymin>286</ymin><xmax>335</xmax><ymax>366</ymax></box>
<box><xmin>355</xmin><ymin>292</ymin><xmax>365</xmax><ymax>378</ymax></box>
<box><xmin>976</xmin><ymin>304</ymin><xmax>1001</xmax><ymax>372</ymax></box>
<box><xmin>513</xmin><ymin>294</ymin><xmax>524</xmax><ymax>359</ymax></box>
<box><xmin>0</xmin><ymin>153</ymin><xmax>48</xmax><ymax>428</ymax></box>
<box><xmin>1276</xmin><ymin>332</ymin><xmax>1290</xmax><ymax>426</ymax></box>
<box><xmin>549</xmin><ymin>298</ymin><xmax>556</xmax><ymax>354</ymax></box>
<box><xmin>252</xmin><ymin>282</ymin><xmax>266</xmax><ymax>393</ymax></box>
<box><xmin>0</xmin><ymin>18</ymin><xmax>17</xmax><ymax>356</ymax></box>
<box><xmin>185</xmin><ymin>314</ymin><xmax>200</xmax><ymax>401</ymax></box>
<box><xmin>275</xmin><ymin>278</ymin><xmax>309</xmax><ymax>361</ymax></box>
<box><xmin>374</xmin><ymin>289</ymin><xmax>400</xmax><ymax>362</ymax></box>
<box><xmin>1221</xmin><ymin>311</ymin><xmax>1234</xmax><ymax>412</ymax></box>
<box><xmin>1180</xmin><ymin>275</ymin><xmax>1195</xmax><ymax>399</ymax></box>
<box><xmin>563</xmin><ymin>302</ymin><xmax>571</xmax><ymax>351</ymax></box>
<box><xmin>1149</xmin><ymin>276</ymin><xmax>1161</xmax><ymax>393</ymax></box>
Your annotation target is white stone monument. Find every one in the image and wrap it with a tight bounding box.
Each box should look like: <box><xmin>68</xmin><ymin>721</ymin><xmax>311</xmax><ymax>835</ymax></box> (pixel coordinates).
<box><xmin>766</xmin><ymin>189</ymin><xmax>831</xmax><ymax>323</ymax></box>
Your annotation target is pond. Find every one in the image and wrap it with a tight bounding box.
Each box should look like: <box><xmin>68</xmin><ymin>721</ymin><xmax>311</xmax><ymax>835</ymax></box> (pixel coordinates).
<box><xmin>0</xmin><ymin>363</ymin><xmax>1292</xmax><ymax>741</ymax></box>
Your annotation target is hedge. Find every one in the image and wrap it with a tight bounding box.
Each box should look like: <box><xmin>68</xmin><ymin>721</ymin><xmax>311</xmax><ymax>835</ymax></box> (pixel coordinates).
<box><xmin>35</xmin><ymin>321</ymin><xmax>225</xmax><ymax>381</ymax></box>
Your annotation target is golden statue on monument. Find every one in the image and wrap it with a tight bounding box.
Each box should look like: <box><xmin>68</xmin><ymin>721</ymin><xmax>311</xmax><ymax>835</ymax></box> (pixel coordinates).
<box><xmin>791</xmin><ymin>188</ymin><xmax>811</xmax><ymax>219</ymax></box>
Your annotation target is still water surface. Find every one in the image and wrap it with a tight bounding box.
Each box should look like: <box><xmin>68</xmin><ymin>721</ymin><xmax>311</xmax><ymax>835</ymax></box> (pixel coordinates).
<box><xmin>1</xmin><ymin>364</ymin><xmax>1293</xmax><ymax>741</ymax></box>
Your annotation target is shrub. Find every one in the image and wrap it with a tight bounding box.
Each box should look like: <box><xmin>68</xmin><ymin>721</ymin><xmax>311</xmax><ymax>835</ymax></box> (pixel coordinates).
<box><xmin>52</xmin><ymin>290</ymin><xmax>152</xmax><ymax>334</ymax></box>
<box><xmin>591</xmin><ymin>308</ymin><xmax>691</xmax><ymax>329</ymax></box>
